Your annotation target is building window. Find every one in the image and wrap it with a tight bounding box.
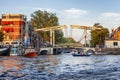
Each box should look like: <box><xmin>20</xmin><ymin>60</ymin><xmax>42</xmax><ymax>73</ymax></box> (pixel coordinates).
<box><xmin>9</xmin><ymin>16</ymin><xmax>20</xmax><ymax>19</ymax></box>
<box><xmin>113</xmin><ymin>42</ymin><xmax>118</xmax><ymax>46</ymax></box>
<box><xmin>2</xmin><ymin>16</ymin><xmax>6</xmax><ymax>19</ymax></box>
<box><xmin>6</xmin><ymin>42</ymin><xmax>9</xmax><ymax>45</ymax></box>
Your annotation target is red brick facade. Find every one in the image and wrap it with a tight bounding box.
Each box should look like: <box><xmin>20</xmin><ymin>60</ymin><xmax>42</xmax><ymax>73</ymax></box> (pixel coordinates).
<box><xmin>1</xmin><ymin>14</ymin><xmax>26</xmax><ymax>44</ymax></box>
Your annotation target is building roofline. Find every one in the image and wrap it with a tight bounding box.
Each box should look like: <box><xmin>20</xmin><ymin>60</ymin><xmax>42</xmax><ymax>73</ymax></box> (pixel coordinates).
<box><xmin>2</xmin><ymin>14</ymin><xmax>26</xmax><ymax>16</ymax></box>
<box><xmin>105</xmin><ymin>38</ymin><xmax>120</xmax><ymax>41</ymax></box>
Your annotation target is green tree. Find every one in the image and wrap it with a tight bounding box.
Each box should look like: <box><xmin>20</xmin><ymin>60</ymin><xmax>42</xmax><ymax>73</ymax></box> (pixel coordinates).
<box><xmin>66</xmin><ymin>37</ymin><xmax>76</xmax><ymax>43</ymax></box>
<box><xmin>0</xmin><ymin>30</ymin><xmax>4</xmax><ymax>42</ymax></box>
<box><xmin>61</xmin><ymin>37</ymin><xmax>67</xmax><ymax>43</ymax></box>
<box><xmin>61</xmin><ymin>37</ymin><xmax>76</xmax><ymax>43</ymax></box>
<box><xmin>30</xmin><ymin>10</ymin><xmax>64</xmax><ymax>44</ymax></box>
<box><xmin>55</xmin><ymin>30</ymin><xmax>64</xmax><ymax>44</ymax></box>
<box><xmin>90</xmin><ymin>23</ymin><xmax>109</xmax><ymax>47</ymax></box>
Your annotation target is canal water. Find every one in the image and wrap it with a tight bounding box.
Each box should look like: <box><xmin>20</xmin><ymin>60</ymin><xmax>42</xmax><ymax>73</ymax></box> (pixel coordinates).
<box><xmin>0</xmin><ymin>53</ymin><xmax>120</xmax><ymax>80</ymax></box>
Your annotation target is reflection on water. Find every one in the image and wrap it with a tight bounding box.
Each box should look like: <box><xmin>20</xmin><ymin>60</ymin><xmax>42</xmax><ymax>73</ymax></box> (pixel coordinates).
<box><xmin>0</xmin><ymin>56</ymin><xmax>23</xmax><ymax>74</ymax></box>
<box><xmin>0</xmin><ymin>54</ymin><xmax>120</xmax><ymax>79</ymax></box>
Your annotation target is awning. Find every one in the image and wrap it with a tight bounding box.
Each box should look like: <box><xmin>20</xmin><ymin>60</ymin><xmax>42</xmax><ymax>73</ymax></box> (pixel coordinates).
<box><xmin>9</xmin><ymin>28</ymin><xmax>14</xmax><ymax>32</ymax></box>
<box><xmin>1</xmin><ymin>27</ymin><xmax>9</xmax><ymax>31</ymax></box>
<box><xmin>2</xmin><ymin>21</ymin><xmax>13</xmax><ymax>25</ymax></box>
<box><xmin>1</xmin><ymin>27</ymin><xmax>14</xmax><ymax>32</ymax></box>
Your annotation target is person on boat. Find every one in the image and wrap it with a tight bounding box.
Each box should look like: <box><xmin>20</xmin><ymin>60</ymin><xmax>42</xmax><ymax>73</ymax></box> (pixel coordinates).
<box><xmin>71</xmin><ymin>48</ymin><xmax>76</xmax><ymax>54</ymax></box>
<box><xmin>71</xmin><ymin>48</ymin><xmax>74</xmax><ymax>54</ymax></box>
<box><xmin>74</xmin><ymin>49</ymin><xmax>78</xmax><ymax>54</ymax></box>
<box><xmin>80</xmin><ymin>50</ymin><xmax>84</xmax><ymax>55</ymax></box>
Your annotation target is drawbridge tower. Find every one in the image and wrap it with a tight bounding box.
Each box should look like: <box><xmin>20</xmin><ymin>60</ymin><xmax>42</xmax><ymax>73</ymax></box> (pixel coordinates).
<box><xmin>35</xmin><ymin>25</ymin><xmax>66</xmax><ymax>47</ymax></box>
<box><xmin>70</xmin><ymin>25</ymin><xmax>101</xmax><ymax>47</ymax></box>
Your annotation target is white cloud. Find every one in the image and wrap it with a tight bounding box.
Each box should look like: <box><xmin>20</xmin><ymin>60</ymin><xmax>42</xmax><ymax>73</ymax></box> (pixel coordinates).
<box><xmin>58</xmin><ymin>8</ymin><xmax>90</xmax><ymax>25</ymax></box>
<box><xmin>60</xmin><ymin>8</ymin><xmax>88</xmax><ymax>19</ymax></box>
<box><xmin>101</xmin><ymin>12</ymin><xmax>120</xmax><ymax>17</ymax></box>
<box><xmin>64</xmin><ymin>8</ymin><xmax>88</xmax><ymax>18</ymax></box>
<box><xmin>98</xmin><ymin>12</ymin><xmax>120</xmax><ymax>30</ymax></box>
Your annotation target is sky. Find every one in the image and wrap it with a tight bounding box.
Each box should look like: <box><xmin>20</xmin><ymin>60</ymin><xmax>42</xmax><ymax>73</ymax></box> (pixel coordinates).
<box><xmin>0</xmin><ymin>0</ymin><xmax>120</xmax><ymax>42</ymax></box>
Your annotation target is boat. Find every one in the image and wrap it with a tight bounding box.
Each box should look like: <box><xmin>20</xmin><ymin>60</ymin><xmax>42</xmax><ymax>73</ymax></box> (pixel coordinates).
<box><xmin>71</xmin><ymin>48</ymin><xmax>91</xmax><ymax>56</ymax></box>
<box><xmin>24</xmin><ymin>47</ymin><xmax>37</xmax><ymax>58</ymax></box>
<box><xmin>72</xmin><ymin>53</ymin><xmax>90</xmax><ymax>56</ymax></box>
<box><xmin>0</xmin><ymin>46</ymin><xmax>11</xmax><ymax>56</ymax></box>
<box><xmin>72</xmin><ymin>51</ymin><xmax>91</xmax><ymax>56</ymax></box>
<box><xmin>10</xmin><ymin>47</ymin><xmax>19</xmax><ymax>56</ymax></box>
<box><xmin>23</xmin><ymin>33</ymin><xmax>37</xmax><ymax>58</ymax></box>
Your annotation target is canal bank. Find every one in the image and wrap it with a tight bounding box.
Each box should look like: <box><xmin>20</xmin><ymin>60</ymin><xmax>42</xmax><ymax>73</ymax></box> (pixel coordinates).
<box><xmin>95</xmin><ymin>47</ymin><xmax>120</xmax><ymax>55</ymax></box>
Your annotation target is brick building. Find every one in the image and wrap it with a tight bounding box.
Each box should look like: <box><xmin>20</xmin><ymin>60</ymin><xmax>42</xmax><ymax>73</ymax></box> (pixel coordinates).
<box><xmin>112</xmin><ymin>27</ymin><xmax>120</xmax><ymax>40</ymax></box>
<box><xmin>104</xmin><ymin>27</ymin><xmax>120</xmax><ymax>48</ymax></box>
<box><xmin>0</xmin><ymin>19</ymin><xmax>1</xmax><ymax>30</ymax></box>
<box><xmin>1</xmin><ymin>14</ymin><xmax>26</xmax><ymax>45</ymax></box>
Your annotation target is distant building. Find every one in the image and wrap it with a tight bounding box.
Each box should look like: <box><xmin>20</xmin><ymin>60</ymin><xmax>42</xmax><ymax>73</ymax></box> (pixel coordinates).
<box><xmin>104</xmin><ymin>27</ymin><xmax>120</xmax><ymax>48</ymax></box>
<box><xmin>1</xmin><ymin>14</ymin><xmax>27</xmax><ymax>45</ymax></box>
<box><xmin>0</xmin><ymin>19</ymin><xmax>1</xmax><ymax>25</ymax></box>
<box><xmin>112</xmin><ymin>27</ymin><xmax>120</xmax><ymax>40</ymax></box>
<box><xmin>104</xmin><ymin>39</ymin><xmax>120</xmax><ymax>48</ymax></box>
<box><xmin>0</xmin><ymin>19</ymin><xmax>1</xmax><ymax>30</ymax></box>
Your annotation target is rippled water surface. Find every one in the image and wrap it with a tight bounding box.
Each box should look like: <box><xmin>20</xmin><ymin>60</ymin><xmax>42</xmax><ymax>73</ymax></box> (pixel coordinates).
<box><xmin>0</xmin><ymin>54</ymin><xmax>120</xmax><ymax>80</ymax></box>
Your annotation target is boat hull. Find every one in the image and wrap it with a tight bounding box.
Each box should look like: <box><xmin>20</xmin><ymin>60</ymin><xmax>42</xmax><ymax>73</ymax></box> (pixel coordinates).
<box><xmin>72</xmin><ymin>54</ymin><xmax>90</xmax><ymax>56</ymax></box>
<box><xmin>24</xmin><ymin>52</ymin><xmax>37</xmax><ymax>58</ymax></box>
<box><xmin>0</xmin><ymin>47</ymin><xmax>11</xmax><ymax>56</ymax></box>
<box><xmin>24</xmin><ymin>48</ymin><xmax>37</xmax><ymax>58</ymax></box>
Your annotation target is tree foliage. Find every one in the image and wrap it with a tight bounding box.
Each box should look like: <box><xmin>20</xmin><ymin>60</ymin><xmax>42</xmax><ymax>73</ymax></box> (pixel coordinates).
<box><xmin>55</xmin><ymin>30</ymin><xmax>64</xmax><ymax>44</ymax></box>
<box><xmin>30</xmin><ymin>10</ymin><xmax>64</xmax><ymax>44</ymax></box>
<box><xmin>0</xmin><ymin>30</ymin><xmax>4</xmax><ymax>42</ymax></box>
<box><xmin>61</xmin><ymin>37</ymin><xmax>76</xmax><ymax>43</ymax></box>
<box><xmin>90</xmin><ymin>23</ymin><xmax>109</xmax><ymax>47</ymax></box>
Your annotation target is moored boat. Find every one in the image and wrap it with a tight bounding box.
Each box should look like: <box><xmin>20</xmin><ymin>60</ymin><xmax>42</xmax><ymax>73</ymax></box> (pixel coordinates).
<box><xmin>0</xmin><ymin>46</ymin><xmax>11</xmax><ymax>56</ymax></box>
<box><xmin>10</xmin><ymin>47</ymin><xmax>19</xmax><ymax>56</ymax></box>
<box><xmin>71</xmin><ymin>48</ymin><xmax>91</xmax><ymax>56</ymax></box>
<box><xmin>72</xmin><ymin>54</ymin><xmax>90</xmax><ymax>56</ymax></box>
<box><xmin>24</xmin><ymin>48</ymin><xmax>37</xmax><ymax>58</ymax></box>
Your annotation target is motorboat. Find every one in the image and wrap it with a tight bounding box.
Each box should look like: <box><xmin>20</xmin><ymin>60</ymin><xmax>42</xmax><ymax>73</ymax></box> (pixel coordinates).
<box><xmin>72</xmin><ymin>53</ymin><xmax>90</xmax><ymax>56</ymax></box>
<box><xmin>24</xmin><ymin>47</ymin><xmax>37</xmax><ymax>58</ymax></box>
<box><xmin>71</xmin><ymin>48</ymin><xmax>91</xmax><ymax>56</ymax></box>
